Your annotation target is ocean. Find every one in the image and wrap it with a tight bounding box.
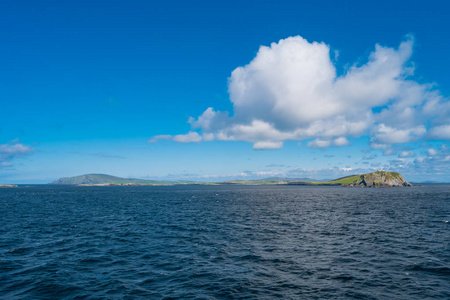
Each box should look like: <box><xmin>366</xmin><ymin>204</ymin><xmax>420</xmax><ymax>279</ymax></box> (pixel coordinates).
<box><xmin>1</xmin><ymin>184</ymin><xmax>449</xmax><ymax>299</ymax></box>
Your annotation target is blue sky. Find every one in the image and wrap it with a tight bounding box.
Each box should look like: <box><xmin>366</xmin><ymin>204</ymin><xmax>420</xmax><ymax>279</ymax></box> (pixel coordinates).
<box><xmin>1</xmin><ymin>0</ymin><xmax>449</xmax><ymax>183</ymax></box>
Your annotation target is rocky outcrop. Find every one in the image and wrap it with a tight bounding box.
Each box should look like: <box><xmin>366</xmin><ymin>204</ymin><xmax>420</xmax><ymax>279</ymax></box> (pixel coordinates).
<box><xmin>344</xmin><ymin>171</ymin><xmax>412</xmax><ymax>187</ymax></box>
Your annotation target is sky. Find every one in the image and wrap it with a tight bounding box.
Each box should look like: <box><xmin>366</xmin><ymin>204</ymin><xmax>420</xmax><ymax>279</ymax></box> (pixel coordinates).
<box><xmin>1</xmin><ymin>0</ymin><xmax>450</xmax><ymax>183</ymax></box>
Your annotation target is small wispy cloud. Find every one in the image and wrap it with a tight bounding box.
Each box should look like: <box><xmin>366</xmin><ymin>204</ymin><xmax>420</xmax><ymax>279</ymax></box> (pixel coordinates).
<box><xmin>398</xmin><ymin>151</ymin><xmax>415</xmax><ymax>158</ymax></box>
<box><xmin>173</xmin><ymin>132</ymin><xmax>202</xmax><ymax>143</ymax></box>
<box><xmin>265</xmin><ymin>164</ymin><xmax>286</xmax><ymax>168</ymax></box>
<box><xmin>148</xmin><ymin>135</ymin><xmax>172</xmax><ymax>143</ymax></box>
<box><xmin>0</xmin><ymin>139</ymin><xmax>34</xmax><ymax>168</ymax></box>
<box><xmin>90</xmin><ymin>152</ymin><xmax>125</xmax><ymax>159</ymax></box>
<box><xmin>362</xmin><ymin>155</ymin><xmax>377</xmax><ymax>160</ymax></box>
<box><xmin>427</xmin><ymin>148</ymin><xmax>437</xmax><ymax>156</ymax></box>
<box><xmin>148</xmin><ymin>132</ymin><xmax>203</xmax><ymax>144</ymax></box>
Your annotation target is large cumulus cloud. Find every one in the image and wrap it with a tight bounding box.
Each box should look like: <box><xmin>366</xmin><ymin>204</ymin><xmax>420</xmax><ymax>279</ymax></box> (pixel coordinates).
<box><xmin>153</xmin><ymin>35</ymin><xmax>450</xmax><ymax>149</ymax></box>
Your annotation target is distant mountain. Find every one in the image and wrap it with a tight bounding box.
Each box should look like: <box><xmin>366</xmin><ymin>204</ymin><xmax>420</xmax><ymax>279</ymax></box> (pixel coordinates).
<box><xmin>50</xmin><ymin>174</ymin><xmax>192</xmax><ymax>185</ymax></box>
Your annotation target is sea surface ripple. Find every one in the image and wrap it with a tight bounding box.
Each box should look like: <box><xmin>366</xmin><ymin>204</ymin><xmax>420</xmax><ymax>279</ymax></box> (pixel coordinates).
<box><xmin>1</xmin><ymin>185</ymin><xmax>449</xmax><ymax>299</ymax></box>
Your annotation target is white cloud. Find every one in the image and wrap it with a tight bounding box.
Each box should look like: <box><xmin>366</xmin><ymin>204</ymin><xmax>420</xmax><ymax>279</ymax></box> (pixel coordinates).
<box><xmin>216</xmin><ymin>120</ymin><xmax>291</xmax><ymax>142</ymax></box>
<box><xmin>371</xmin><ymin>124</ymin><xmax>426</xmax><ymax>144</ymax></box>
<box><xmin>0</xmin><ymin>140</ymin><xmax>34</xmax><ymax>167</ymax></box>
<box><xmin>383</xmin><ymin>149</ymin><xmax>395</xmax><ymax>155</ymax></box>
<box><xmin>427</xmin><ymin>148</ymin><xmax>437</xmax><ymax>156</ymax></box>
<box><xmin>156</xmin><ymin>35</ymin><xmax>449</xmax><ymax>149</ymax></box>
<box><xmin>415</xmin><ymin>157</ymin><xmax>426</xmax><ymax>163</ymax></box>
<box><xmin>0</xmin><ymin>143</ymin><xmax>32</xmax><ymax>155</ymax></box>
<box><xmin>307</xmin><ymin>139</ymin><xmax>331</xmax><ymax>148</ymax></box>
<box><xmin>253</xmin><ymin>141</ymin><xmax>283</xmax><ymax>150</ymax></box>
<box><xmin>395</xmin><ymin>146</ymin><xmax>450</xmax><ymax>181</ymax></box>
<box><xmin>371</xmin><ymin>143</ymin><xmax>388</xmax><ymax>149</ymax></box>
<box><xmin>399</xmin><ymin>151</ymin><xmax>415</xmax><ymax>158</ymax></box>
<box><xmin>429</xmin><ymin>125</ymin><xmax>450</xmax><ymax>140</ymax></box>
<box><xmin>202</xmin><ymin>133</ymin><xmax>215</xmax><ymax>141</ymax></box>
<box><xmin>340</xmin><ymin>167</ymin><xmax>353</xmax><ymax>172</ymax></box>
<box><xmin>333</xmin><ymin>137</ymin><xmax>350</xmax><ymax>146</ymax></box>
<box><xmin>172</xmin><ymin>131</ymin><xmax>202</xmax><ymax>143</ymax></box>
<box><xmin>149</xmin><ymin>132</ymin><xmax>204</xmax><ymax>144</ymax></box>
<box><xmin>148</xmin><ymin>135</ymin><xmax>172</xmax><ymax>143</ymax></box>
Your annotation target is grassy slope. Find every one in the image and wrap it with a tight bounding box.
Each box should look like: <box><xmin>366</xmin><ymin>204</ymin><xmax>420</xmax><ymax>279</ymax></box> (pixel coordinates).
<box><xmin>313</xmin><ymin>174</ymin><xmax>362</xmax><ymax>185</ymax></box>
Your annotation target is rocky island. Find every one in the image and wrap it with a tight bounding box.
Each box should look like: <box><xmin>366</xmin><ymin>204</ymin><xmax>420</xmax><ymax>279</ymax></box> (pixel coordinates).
<box><xmin>340</xmin><ymin>171</ymin><xmax>412</xmax><ymax>187</ymax></box>
<box><xmin>286</xmin><ymin>171</ymin><xmax>411</xmax><ymax>187</ymax></box>
<box><xmin>50</xmin><ymin>171</ymin><xmax>412</xmax><ymax>187</ymax></box>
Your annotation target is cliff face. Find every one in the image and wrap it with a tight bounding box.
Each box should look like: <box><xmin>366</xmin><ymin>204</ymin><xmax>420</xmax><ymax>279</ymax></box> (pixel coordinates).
<box><xmin>344</xmin><ymin>171</ymin><xmax>412</xmax><ymax>187</ymax></box>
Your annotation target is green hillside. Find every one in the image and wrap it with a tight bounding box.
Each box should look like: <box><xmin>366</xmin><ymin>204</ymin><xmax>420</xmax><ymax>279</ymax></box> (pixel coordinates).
<box><xmin>313</xmin><ymin>174</ymin><xmax>362</xmax><ymax>185</ymax></box>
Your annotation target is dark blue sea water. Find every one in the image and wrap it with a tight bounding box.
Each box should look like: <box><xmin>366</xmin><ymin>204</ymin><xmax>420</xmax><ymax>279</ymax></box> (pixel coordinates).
<box><xmin>1</xmin><ymin>185</ymin><xmax>449</xmax><ymax>299</ymax></box>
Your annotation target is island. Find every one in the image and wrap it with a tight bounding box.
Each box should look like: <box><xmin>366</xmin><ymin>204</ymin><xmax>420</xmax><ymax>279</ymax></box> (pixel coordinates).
<box><xmin>49</xmin><ymin>171</ymin><xmax>412</xmax><ymax>187</ymax></box>
<box><xmin>220</xmin><ymin>171</ymin><xmax>411</xmax><ymax>187</ymax></box>
<box><xmin>0</xmin><ymin>184</ymin><xmax>18</xmax><ymax>188</ymax></box>
<box><xmin>50</xmin><ymin>174</ymin><xmax>195</xmax><ymax>186</ymax></box>
<box><xmin>288</xmin><ymin>171</ymin><xmax>412</xmax><ymax>187</ymax></box>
